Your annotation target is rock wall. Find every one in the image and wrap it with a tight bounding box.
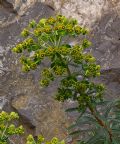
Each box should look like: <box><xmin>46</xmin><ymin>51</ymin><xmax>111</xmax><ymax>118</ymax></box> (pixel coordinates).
<box><xmin>0</xmin><ymin>0</ymin><xmax>120</xmax><ymax>143</ymax></box>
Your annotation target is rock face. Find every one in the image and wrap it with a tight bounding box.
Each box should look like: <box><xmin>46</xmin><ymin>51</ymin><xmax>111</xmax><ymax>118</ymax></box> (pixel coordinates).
<box><xmin>0</xmin><ymin>0</ymin><xmax>120</xmax><ymax>143</ymax></box>
<box><xmin>41</xmin><ymin>0</ymin><xmax>120</xmax><ymax>27</ymax></box>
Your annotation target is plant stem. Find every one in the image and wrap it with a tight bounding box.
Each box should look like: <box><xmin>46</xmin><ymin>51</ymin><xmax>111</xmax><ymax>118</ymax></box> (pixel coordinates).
<box><xmin>1</xmin><ymin>122</ymin><xmax>8</xmax><ymax>139</ymax></box>
<box><xmin>57</xmin><ymin>36</ymin><xmax>62</xmax><ymax>48</ymax></box>
<box><xmin>88</xmin><ymin>104</ymin><xmax>113</xmax><ymax>142</ymax></box>
<box><xmin>49</xmin><ymin>37</ymin><xmax>55</xmax><ymax>46</ymax></box>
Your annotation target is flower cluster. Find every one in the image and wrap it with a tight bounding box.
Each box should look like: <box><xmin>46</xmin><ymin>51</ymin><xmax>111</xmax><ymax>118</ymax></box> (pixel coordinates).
<box><xmin>26</xmin><ymin>135</ymin><xmax>65</xmax><ymax>144</ymax></box>
<box><xmin>0</xmin><ymin>111</ymin><xmax>24</xmax><ymax>143</ymax></box>
<box><xmin>40</xmin><ymin>68</ymin><xmax>54</xmax><ymax>87</ymax></box>
<box><xmin>56</xmin><ymin>73</ymin><xmax>104</xmax><ymax>107</ymax></box>
<box><xmin>12</xmin><ymin>38</ymin><xmax>38</xmax><ymax>53</ymax></box>
<box><xmin>12</xmin><ymin>14</ymin><xmax>104</xmax><ymax>112</ymax></box>
<box><xmin>83</xmin><ymin>64</ymin><xmax>101</xmax><ymax>77</ymax></box>
<box><xmin>0</xmin><ymin>111</ymin><xmax>65</xmax><ymax>144</ymax></box>
<box><xmin>55</xmin><ymin>87</ymin><xmax>73</xmax><ymax>102</ymax></box>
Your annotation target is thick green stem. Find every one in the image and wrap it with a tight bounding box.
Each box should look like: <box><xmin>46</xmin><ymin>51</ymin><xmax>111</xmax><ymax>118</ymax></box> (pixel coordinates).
<box><xmin>49</xmin><ymin>37</ymin><xmax>55</xmax><ymax>46</ymax></box>
<box><xmin>1</xmin><ymin>122</ymin><xmax>8</xmax><ymax>139</ymax></box>
<box><xmin>57</xmin><ymin>36</ymin><xmax>62</xmax><ymax>48</ymax></box>
<box><xmin>88</xmin><ymin>104</ymin><xmax>113</xmax><ymax>142</ymax></box>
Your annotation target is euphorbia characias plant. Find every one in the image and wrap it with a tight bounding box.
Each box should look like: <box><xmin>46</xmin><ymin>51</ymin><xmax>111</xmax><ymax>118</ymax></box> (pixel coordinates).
<box><xmin>26</xmin><ymin>134</ymin><xmax>65</xmax><ymax>144</ymax></box>
<box><xmin>12</xmin><ymin>15</ymin><xmax>120</xmax><ymax>144</ymax></box>
<box><xmin>0</xmin><ymin>111</ymin><xmax>24</xmax><ymax>143</ymax></box>
<box><xmin>0</xmin><ymin>111</ymin><xmax>65</xmax><ymax>144</ymax></box>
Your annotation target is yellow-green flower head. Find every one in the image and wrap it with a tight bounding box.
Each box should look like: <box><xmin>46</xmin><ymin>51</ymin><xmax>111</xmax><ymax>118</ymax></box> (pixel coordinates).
<box><xmin>96</xmin><ymin>72</ymin><xmax>100</xmax><ymax>76</ymax></box>
<box><xmin>33</xmin><ymin>52</ymin><xmax>40</xmax><ymax>59</ymax></box>
<box><xmin>84</xmin><ymin>54</ymin><xmax>96</xmax><ymax>63</ymax></box>
<box><xmin>9</xmin><ymin>112</ymin><xmax>19</xmax><ymax>120</ymax></box>
<box><xmin>46</xmin><ymin>142</ymin><xmax>51</xmax><ymax>144</ymax></box>
<box><xmin>70</xmin><ymin>19</ymin><xmax>78</xmax><ymax>26</ymax></box>
<box><xmin>81</xmin><ymin>28</ymin><xmax>89</xmax><ymax>35</ymax></box>
<box><xmin>40</xmin><ymin>79</ymin><xmax>49</xmax><ymax>87</ymax></box>
<box><xmin>85</xmin><ymin>70</ymin><xmax>92</xmax><ymax>77</ymax></box>
<box><xmin>12</xmin><ymin>47</ymin><xmax>19</xmax><ymax>53</ymax></box>
<box><xmin>0</xmin><ymin>111</ymin><xmax>9</xmax><ymax>121</ymax></box>
<box><xmin>29</xmin><ymin>20</ymin><xmax>36</xmax><ymax>28</ymax></box>
<box><xmin>84</xmin><ymin>64</ymin><xmax>100</xmax><ymax>77</ymax></box>
<box><xmin>97</xmin><ymin>84</ymin><xmax>105</xmax><ymax>91</ymax></box>
<box><xmin>59</xmin><ymin>46</ymin><xmax>69</xmax><ymax>55</ymax></box>
<box><xmin>56</xmin><ymin>24</ymin><xmax>65</xmax><ymax>31</ymax></box>
<box><xmin>22</xmin><ymin>65</ymin><xmax>30</xmax><ymax>72</ymax></box>
<box><xmin>72</xmin><ymin>44</ymin><xmax>82</xmax><ymax>51</ymax></box>
<box><xmin>26</xmin><ymin>142</ymin><xmax>33</xmax><ymax>144</ymax></box>
<box><xmin>21</xmin><ymin>28</ymin><xmax>29</xmax><ymax>37</ymax></box>
<box><xmin>0</xmin><ymin>124</ymin><xmax>5</xmax><ymax>130</ymax></box>
<box><xmin>96</xmin><ymin>65</ymin><xmax>101</xmax><ymax>71</ymax></box>
<box><xmin>74</xmin><ymin>82</ymin><xmax>87</xmax><ymax>92</ymax></box>
<box><xmin>45</xmin><ymin>47</ymin><xmax>55</xmax><ymax>56</ymax></box>
<box><xmin>22</xmin><ymin>41</ymin><xmax>28</xmax><ymax>49</ymax></box>
<box><xmin>15</xmin><ymin>125</ymin><xmax>24</xmax><ymax>134</ymax></box>
<box><xmin>20</xmin><ymin>56</ymin><xmax>27</xmax><ymax>64</ymax></box>
<box><xmin>39</xmin><ymin>18</ymin><xmax>47</xmax><ymax>26</ymax></box>
<box><xmin>44</xmin><ymin>25</ymin><xmax>52</xmax><ymax>33</ymax></box>
<box><xmin>53</xmin><ymin>66</ymin><xmax>66</xmax><ymax>75</ymax></box>
<box><xmin>12</xmin><ymin>43</ymin><xmax>23</xmax><ymax>53</ymax></box>
<box><xmin>72</xmin><ymin>53</ymin><xmax>83</xmax><ymax>62</ymax></box>
<box><xmin>37</xmin><ymin>135</ymin><xmax>45</xmax><ymax>143</ymax></box>
<box><xmin>7</xmin><ymin>124</ymin><xmax>16</xmax><ymax>135</ymax></box>
<box><xmin>42</xmin><ymin>68</ymin><xmax>52</xmax><ymax>78</ymax></box>
<box><xmin>26</xmin><ymin>38</ymin><xmax>34</xmax><ymax>45</ymax></box>
<box><xmin>60</xmin><ymin>140</ymin><xmax>65</xmax><ymax>144</ymax></box>
<box><xmin>27</xmin><ymin>134</ymin><xmax>34</xmax><ymax>142</ymax></box>
<box><xmin>66</xmin><ymin>24</ymin><xmax>73</xmax><ymax>33</ymax></box>
<box><xmin>38</xmin><ymin>50</ymin><xmax>46</xmax><ymax>59</ymax></box>
<box><xmin>54</xmin><ymin>25</ymin><xmax>58</xmax><ymax>30</ymax></box>
<box><xmin>74</xmin><ymin>26</ymin><xmax>82</xmax><ymax>34</ymax></box>
<box><xmin>34</xmin><ymin>28</ymin><xmax>43</xmax><ymax>36</ymax></box>
<box><xmin>47</xmin><ymin>17</ymin><xmax>56</xmax><ymax>25</ymax></box>
<box><xmin>71</xmin><ymin>45</ymin><xmax>82</xmax><ymax>56</ymax></box>
<box><xmin>30</xmin><ymin>62</ymin><xmax>37</xmax><ymax>70</ymax></box>
<box><xmin>82</xmin><ymin>39</ymin><xmax>91</xmax><ymax>48</ymax></box>
<box><xmin>51</xmin><ymin>137</ymin><xmax>59</xmax><ymax>144</ymax></box>
<box><xmin>56</xmin><ymin>15</ymin><xmax>66</xmax><ymax>22</ymax></box>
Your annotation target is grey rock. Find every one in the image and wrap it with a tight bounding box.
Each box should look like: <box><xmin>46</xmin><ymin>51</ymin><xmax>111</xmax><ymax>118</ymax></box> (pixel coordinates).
<box><xmin>99</xmin><ymin>68</ymin><xmax>120</xmax><ymax>99</ymax></box>
<box><xmin>0</xmin><ymin>96</ymin><xmax>8</xmax><ymax>110</ymax></box>
<box><xmin>91</xmin><ymin>12</ymin><xmax>120</xmax><ymax>69</ymax></box>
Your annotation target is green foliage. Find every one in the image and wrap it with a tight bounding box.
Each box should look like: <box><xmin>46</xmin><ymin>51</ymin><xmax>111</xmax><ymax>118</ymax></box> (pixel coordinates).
<box><xmin>12</xmin><ymin>15</ymin><xmax>120</xmax><ymax>143</ymax></box>
<box><xmin>26</xmin><ymin>135</ymin><xmax>65</xmax><ymax>144</ymax></box>
<box><xmin>12</xmin><ymin>15</ymin><xmax>102</xmax><ymax>107</ymax></box>
<box><xmin>0</xmin><ymin>111</ymin><xmax>24</xmax><ymax>144</ymax></box>
<box><xmin>0</xmin><ymin>111</ymin><xmax>65</xmax><ymax>144</ymax></box>
<box><xmin>68</xmin><ymin>100</ymin><xmax>120</xmax><ymax>144</ymax></box>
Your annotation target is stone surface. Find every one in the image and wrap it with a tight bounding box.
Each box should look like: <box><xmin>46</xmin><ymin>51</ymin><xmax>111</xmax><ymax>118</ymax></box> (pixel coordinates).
<box><xmin>91</xmin><ymin>12</ymin><xmax>120</xmax><ymax>70</ymax></box>
<box><xmin>40</xmin><ymin>0</ymin><xmax>120</xmax><ymax>27</ymax></box>
<box><xmin>0</xmin><ymin>96</ymin><xmax>8</xmax><ymax>110</ymax></box>
<box><xmin>98</xmin><ymin>68</ymin><xmax>120</xmax><ymax>100</ymax></box>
